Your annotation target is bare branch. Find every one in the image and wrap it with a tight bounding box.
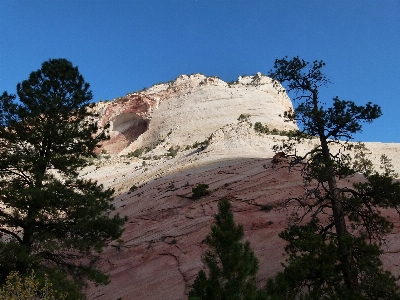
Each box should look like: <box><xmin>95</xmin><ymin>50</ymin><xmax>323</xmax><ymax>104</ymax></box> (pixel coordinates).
<box><xmin>0</xmin><ymin>227</ymin><xmax>23</xmax><ymax>243</ymax></box>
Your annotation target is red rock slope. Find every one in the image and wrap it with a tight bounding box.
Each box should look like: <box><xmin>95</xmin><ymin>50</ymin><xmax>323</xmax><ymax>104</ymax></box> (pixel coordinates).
<box><xmin>85</xmin><ymin>157</ymin><xmax>400</xmax><ymax>299</ymax></box>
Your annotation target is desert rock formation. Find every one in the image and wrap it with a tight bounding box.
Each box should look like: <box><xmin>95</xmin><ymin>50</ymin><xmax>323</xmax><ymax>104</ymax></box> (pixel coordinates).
<box><xmin>81</xmin><ymin>73</ymin><xmax>400</xmax><ymax>299</ymax></box>
<box><xmin>84</xmin><ymin>154</ymin><xmax>400</xmax><ymax>300</ymax></box>
<box><xmin>93</xmin><ymin>73</ymin><xmax>296</xmax><ymax>154</ymax></box>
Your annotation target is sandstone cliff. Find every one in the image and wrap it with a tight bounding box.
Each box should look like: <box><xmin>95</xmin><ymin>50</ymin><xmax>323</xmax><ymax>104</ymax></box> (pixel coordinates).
<box><xmin>84</xmin><ymin>155</ymin><xmax>400</xmax><ymax>300</ymax></box>
<box><xmin>93</xmin><ymin>73</ymin><xmax>297</xmax><ymax>154</ymax></box>
<box><xmin>81</xmin><ymin>73</ymin><xmax>400</xmax><ymax>299</ymax></box>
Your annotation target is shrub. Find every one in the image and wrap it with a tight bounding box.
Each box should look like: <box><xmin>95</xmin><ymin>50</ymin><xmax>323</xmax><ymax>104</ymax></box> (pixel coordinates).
<box><xmin>254</xmin><ymin>123</ymin><xmax>311</xmax><ymax>139</ymax></box>
<box><xmin>260</xmin><ymin>204</ymin><xmax>274</xmax><ymax>212</ymax></box>
<box><xmin>227</xmin><ymin>80</ymin><xmax>238</xmax><ymax>86</ymax></box>
<box><xmin>254</xmin><ymin>122</ymin><xmax>269</xmax><ymax>134</ymax></box>
<box><xmin>192</xmin><ymin>184</ymin><xmax>210</xmax><ymax>199</ymax></box>
<box><xmin>166</xmin><ymin>146</ymin><xmax>180</xmax><ymax>157</ymax></box>
<box><xmin>270</xmin><ymin>128</ymin><xmax>279</xmax><ymax>135</ymax></box>
<box><xmin>191</xmin><ymin>138</ymin><xmax>210</xmax><ymax>151</ymax></box>
<box><xmin>238</xmin><ymin>114</ymin><xmax>251</xmax><ymax>122</ymax></box>
<box><xmin>128</xmin><ymin>148</ymin><xmax>144</xmax><ymax>158</ymax></box>
<box><xmin>0</xmin><ymin>271</ymin><xmax>66</xmax><ymax>300</ymax></box>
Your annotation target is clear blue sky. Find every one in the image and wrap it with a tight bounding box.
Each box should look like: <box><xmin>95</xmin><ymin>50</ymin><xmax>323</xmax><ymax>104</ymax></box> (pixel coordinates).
<box><xmin>1</xmin><ymin>1</ymin><xmax>399</xmax><ymax>142</ymax></box>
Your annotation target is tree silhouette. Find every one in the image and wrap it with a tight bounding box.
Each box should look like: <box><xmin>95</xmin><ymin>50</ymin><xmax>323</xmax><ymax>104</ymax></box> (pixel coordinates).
<box><xmin>0</xmin><ymin>59</ymin><xmax>126</xmax><ymax>298</ymax></box>
<box><xmin>189</xmin><ymin>198</ymin><xmax>266</xmax><ymax>300</ymax></box>
<box><xmin>265</xmin><ymin>56</ymin><xmax>400</xmax><ymax>299</ymax></box>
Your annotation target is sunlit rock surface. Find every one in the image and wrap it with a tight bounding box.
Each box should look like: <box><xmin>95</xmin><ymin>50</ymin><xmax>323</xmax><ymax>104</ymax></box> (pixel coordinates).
<box><xmin>92</xmin><ymin>73</ymin><xmax>296</xmax><ymax>154</ymax></box>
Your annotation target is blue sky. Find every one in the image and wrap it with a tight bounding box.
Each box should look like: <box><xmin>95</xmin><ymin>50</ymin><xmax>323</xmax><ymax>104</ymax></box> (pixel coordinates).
<box><xmin>1</xmin><ymin>1</ymin><xmax>399</xmax><ymax>142</ymax></box>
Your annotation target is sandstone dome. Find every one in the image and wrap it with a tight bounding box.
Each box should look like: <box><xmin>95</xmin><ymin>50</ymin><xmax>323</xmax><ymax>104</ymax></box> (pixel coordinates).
<box><xmin>92</xmin><ymin>73</ymin><xmax>297</xmax><ymax>155</ymax></box>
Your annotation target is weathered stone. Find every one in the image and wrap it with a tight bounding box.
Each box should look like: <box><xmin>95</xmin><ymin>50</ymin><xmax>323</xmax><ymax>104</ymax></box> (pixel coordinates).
<box><xmin>82</xmin><ymin>73</ymin><xmax>400</xmax><ymax>299</ymax></box>
<box><xmin>92</xmin><ymin>73</ymin><xmax>296</xmax><ymax>154</ymax></box>
<box><xmin>85</xmin><ymin>157</ymin><xmax>400</xmax><ymax>299</ymax></box>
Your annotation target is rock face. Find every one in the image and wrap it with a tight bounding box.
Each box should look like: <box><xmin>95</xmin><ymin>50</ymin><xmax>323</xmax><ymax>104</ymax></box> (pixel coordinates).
<box><xmin>81</xmin><ymin>72</ymin><xmax>400</xmax><ymax>299</ymax></box>
<box><xmin>85</xmin><ymin>158</ymin><xmax>306</xmax><ymax>300</ymax></box>
<box><xmin>82</xmin><ymin>119</ymin><xmax>400</xmax><ymax>196</ymax></box>
<box><xmin>82</xmin><ymin>127</ymin><xmax>400</xmax><ymax>300</ymax></box>
<box><xmin>93</xmin><ymin>73</ymin><xmax>297</xmax><ymax>154</ymax></box>
<box><xmin>84</xmin><ymin>155</ymin><xmax>400</xmax><ymax>300</ymax></box>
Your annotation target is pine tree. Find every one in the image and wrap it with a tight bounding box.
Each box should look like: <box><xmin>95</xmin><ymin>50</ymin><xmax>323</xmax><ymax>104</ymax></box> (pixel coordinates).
<box><xmin>189</xmin><ymin>198</ymin><xmax>266</xmax><ymax>300</ymax></box>
<box><xmin>0</xmin><ymin>59</ymin><xmax>126</xmax><ymax>298</ymax></box>
<box><xmin>265</xmin><ymin>57</ymin><xmax>400</xmax><ymax>299</ymax></box>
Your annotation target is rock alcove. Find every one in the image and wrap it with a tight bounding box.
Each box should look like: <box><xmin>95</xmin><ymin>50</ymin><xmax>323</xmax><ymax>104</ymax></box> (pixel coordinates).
<box><xmin>106</xmin><ymin>112</ymin><xmax>148</xmax><ymax>153</ymax></box>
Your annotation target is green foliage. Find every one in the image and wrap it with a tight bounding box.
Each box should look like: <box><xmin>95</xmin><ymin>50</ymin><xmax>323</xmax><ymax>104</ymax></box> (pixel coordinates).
<box><xmin>266</xmin><ymin>56</ymin><xmax>400</xmax><ymax>298</ymax></box>
<box><xmin>129</xmin><ymin>185</ymin><xmax>138</xmax><ymax>192</ymax></box>
<box><xmin>0</xmin><ymin>271</ymin><xmax>66</xmax><ymax>300</ymax></box>
<box><xmin>227</xmin><ymin>80</ymin><xmax>238</xmax><ymax>86</ymax></box>
<box><xmin>270</xmin><ymin>128</ymin><xmax>279</xmax><ymax>135</ymax></box>
<box><xmin>238</xmin><ymin>113</ymin><xmax>251</xmax><ymax>122</ymax></box>
<box><xmin>266</xmin><ymin>223</ymin><xmax>400</xmax><ymax>300</ymax></box>
<box><xmin>0</xmin><ymin>59</ymin><xmax>126</xmax><ymax>298</ymax></box>
<box><xmin>192</xmin><ymin>141</ymin><xmax>202</xmax><ymax>149</ymax></box>
<box><xmin>166</xmin><ymin>146</ymin><xmax>180</xmax><ymax>157</ymax></box>
<box><xmin>127</xmin><ymin>148</ymin><xmax>144</xmax><ymax>158</ymax></box>
<box><xmin>254</xmin><ymin>122</ymin><xmax>309</xmax><ymax>140</ymax></box>
<box><xmin>192</xmin><ymin>184</ymin><xmax>210</xmax><ymax>199</ymax></box>
<box><xmin>254</xmin><ymin>122</ymin><xmax>270</xmax><ymax>134</ymax></box>
<box><xmin>190</xmin><ymin>138</ymin><xmax>210</xmax><ymax>151</ymax></box>
<box><xmin>188</xmin><ymin>198</ymin><xmax>266</xmax><ymax>300</ymax></box>
<box><xmin>269</xmin><ymin>56</ymin><xmax>382</xmax><ymax>140</ymax></box>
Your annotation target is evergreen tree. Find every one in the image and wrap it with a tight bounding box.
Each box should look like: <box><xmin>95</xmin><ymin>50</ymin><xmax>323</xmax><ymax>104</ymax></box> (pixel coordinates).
<box><xmin>189</xmin><ymin>198</ymin><xmax>266</xmax><ymax>300</ymax></box>
<box><xmin>0</xmin><ymin>59</ymin><xmax>126</xmax><ymax>298</ymax></box>
<box><xmin>265</xmin><ymin>57</ymin><xmax>400</xmax><ymax>299</ymax></box>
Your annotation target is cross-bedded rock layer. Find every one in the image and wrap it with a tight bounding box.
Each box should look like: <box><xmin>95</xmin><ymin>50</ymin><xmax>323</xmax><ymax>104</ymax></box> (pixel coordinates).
<box><xmin>82</xmin><ymin>73</ymin><xmax>400</xmax><ymax>299</ymax></box>
<box><xmin>85</xmin><ymin>157</ymin><xmax>400</xmax><ymax>300</ymax></box>
<box><xmin>92</xmin><ymin>73</ymin><xmax>297</xmax><ymax>154</ymax></box>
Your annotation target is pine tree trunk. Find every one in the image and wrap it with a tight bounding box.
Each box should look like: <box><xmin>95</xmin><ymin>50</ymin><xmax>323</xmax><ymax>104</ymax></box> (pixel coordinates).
<box><xmin>319</xmin><ymin>134</ymin><xmax>358</xmax><ymax>292</ymax></box>
<box><xmin>21</xmin><ymin>161</ymin><xmax>47</xmax><ymax>264</ymax></box>
<box><xmin>312</xmin><ymin>89</ymin><xmax>358</xmax><ymax>292</ymax></box>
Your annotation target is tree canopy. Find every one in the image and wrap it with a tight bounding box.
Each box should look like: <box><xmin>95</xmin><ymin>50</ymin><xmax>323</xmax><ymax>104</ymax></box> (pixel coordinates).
<box><xmin>189</xmin><ymin>198</ymin><xmax>266</xmax><ymax>300</ymax></box>
<box><xmin>0</xmin><ymin>59</ymin><xmax>126</xmax><ymax>298</ymax></box>
<box><xmin>265</xmin><ymin>56</ymin><xmax>400</xmax><ymax>299</ymax></box>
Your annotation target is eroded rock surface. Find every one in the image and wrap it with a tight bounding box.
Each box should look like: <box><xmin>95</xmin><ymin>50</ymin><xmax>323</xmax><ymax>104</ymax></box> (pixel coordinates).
<box><xmin>85</xmin><ymin>156</ymin><xmax>400</xmax><ymax>300</ymax></box>
<box><xmin>92</xmin><ymin>73</ymin><xmax>297</xmax><ymax>154</ymax></box>
<box><xmin>85</xmin><ymin>158</ymin><xmax>303</xmax><ymax>299</ymax></box>
<box><xmin>82</xmin><ymin>72</ymin><xmax>400</xmax><ymax>299</ymax></box>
